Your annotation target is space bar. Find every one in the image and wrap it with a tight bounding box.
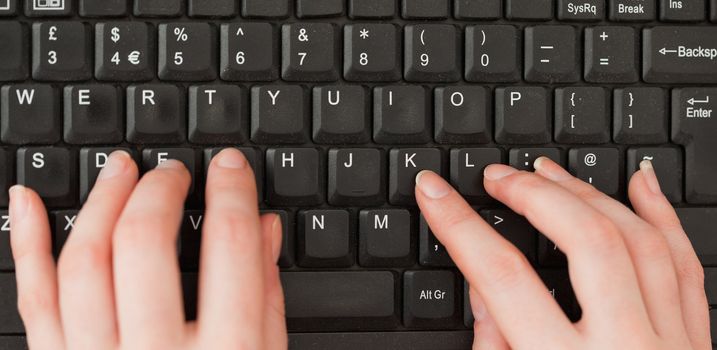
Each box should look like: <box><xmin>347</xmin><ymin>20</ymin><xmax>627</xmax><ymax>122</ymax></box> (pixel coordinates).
<box><xmin>289</xmin><ymin>331</ymin><xmax>474</xmax><ymax>350</ymax></box>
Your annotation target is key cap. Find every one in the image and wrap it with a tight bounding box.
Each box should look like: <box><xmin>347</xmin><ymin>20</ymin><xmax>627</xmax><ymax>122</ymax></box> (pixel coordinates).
<box><xmin>539</xmin><ymin>235</ymin><xmax>566</xmax><ymax>267</ymax></box>
<box><xmin>17</xmin><ymin>147</ymin><xmax>77</xmax><ymax>207</ymax></box>
<box><xmin>373</xmin><ymin>86</ymin><xmax>431</xmax><ymax>144</ymax></box>
<box><xmin>359</xmin><ymin>209</ymin><xmax>412</xmax><ymax>267</ymax></box>
<box><xmin>672</xmin><ymin>88</ymin><xmax>717</xmax><ymax>204</ymax></box>
<box><xmin>525</xmin><ymin>25</ymin><xmax>579</xmax><ymax>83</ymax></box>
<box><xmin>220</xmin><ymin>23</ymin><xmax>278</xmax><ymax>82</ymax></box>
<box><xmin>188</xmin><ymin>85</ymin><xmax>247</xmax><ymax>144</ymax></box>
<box><xmin>179</xmin><ymin>210</ymin><xmax>203</xmax><ymax>271</ymax></box>
<box><xmin>480</xmin><ymin>210</ymin><xmax>537</xmax><ymax>262</ymax></box>
<box><xmin>204</xmin><ymin>147</ymin><xmax>263</xmax><ymax>200</ymax></box>
<box><xmin>558</xmin><ymin>0</ymin><xmax>604</xmax><ymax>20</ymax></box>
<box><xmin>435</xmin><ymin>87</ymin><xmax>491</xmax><ymax>144</ymax></box>
<box><xmin>454</xmin><ymin>0</ymin><xmax>501</xmax><ymax>19</ymax></box>
<box><xmin>25</xmin><ymin>0</ymin><xmax>72</xmax><ymax>17</ymax></box>
<box><xmin>0</xmin><ymin>0</ymin><xmax>17</xmax><ymax>16</ymax></box>
<box><xmin>242</xmin><ymin>0</ymin><xmax>289</xmax><ymax>18</ymax></box>
<box><xmin>349</xmin><ymin>0</ymin><xmax>396</xmax><ymax>18</ymax></box>
<box><xmin>344</xmin><ymin>23</ymin><xmax>401</xmax><ymax>82</ymax></box>
<box><xmin>465</xmin><ymin>25</ymin><xmax>521</xmax><ymax>83</ymax></box>
<box><xmin>251</xmin><ymin>85</ymin><xmax>308</xmax><ymax>144</ymax></box>
<box><xmin>613</xmin><ymin>88</ymin><xmax>668</xmax><ymax>144</ymax></box>
<box><xmin>0</xmin><ymin>211</ymin><xmax>11</xmax><ymax>270</ymax></box>
<box><xmin>0</xmin><ymin>150</ymin><xmax>11</xmax><ymax>206</ymax></box>
<box><xmin>64</xmin><ymin>85</ymin><xmax>123</xmax><ymax>145</ymax></box>
<box><xmin>506</xmin><ymin>0</ymin><xmax>553</xmax><ymax>20</ymax></box>
<box><xmin>609</xmin><ymin>0</ymin><xmax>655</xmax><ymax>20</ymax></box>
<box><xmin>313</xmin><ymin>86</ymin><xmax>370</xmax><ymax>144</ymax></box>
<box><xmin>389</xmin><ymin>148</ymin><xmax>442</xmax><ymax>205</ymax></box>
<box><xmin>569</xmin><ymin>148</ymin><xmax>621</xmax><ymax>198</ymax></box>
<box><xmin>555</xmin><ymin>87</ymin><xmax>610</xmax><ymax>144</ymax></box>
<box><xmin>660</xmin><ymin>0</ymin><xmax>704</xmax><ymax>21</ymax></box>
<box><xmin>540</xmin><ymin>270</ymin><xmax>580</xmax><ymax>320</ymax></box>
<box><xmin>126</xmin><ymin>85</ymin><xmax>185</xmax><ymax>144</ymax></box>
<box><xmin>0</xmin><ymin>274</ymin><xmax>23</xmax><ymax>333</ymax></box>
<box><xmin>403</xmin><ymin>270</ymin><xmax>458</xmax><ymax>327</ymax></box>
<box><xmin>1</xmin><ymin>85</ymin><xmax>60</xmax><ymax>144</ymax></box>
<box><xmin>133</xmin><ymin>0</ymin><xmax>181</xmax><ymax>17</ymax></box>
<box><xmin>260</xmin><ymin>210</ymin><xmax>294</xmax><ymax>267</ymax></box>
<box><xmin>80</xmin><ymin>0</ymin><xmax>126</xmax><ymax>16</ymax></box>
<box><xmin>626</xmin><ymin>147</ymin><xmax>683</xmax><ymax>203</ymax></box>
<box><xmin>80</xmin><ymin>147</ymin><xmax>134</xmax><ymax>203</ymax></box>
<box><xmin>676</xmin><ymin>208</ymin><xmax>717</xmax><ymax>265</ymax></box>
<box><xmin>298</xmin><ymin>210</ymin><xmax>352</xmax><ymax>267</ymax></box>
<box><xmin>282</xmin><ymin>24</ymin><xmax>338</xmax><ymax>82</ymax></box>
<box><xmin>32</xmin><ymin>22</ymin><xmax>91</xmax><ymax>81</ymax></box>
<box><xmin>644</xmin><ymin>27</ymin><xmax>717</xmax><ymax>83</ymax></box>
<box><xmin>402</xmin><ymin>0</ymin><xmax>449</xmax><ymax>19</ymax></box>
<box><xmin>53</xmin><ymin>210</ymin><xmax>77</xmax><ymax>256</ymax></box>
<box><xmin>282</xmin><ymin>271</ymin><xmax>397</xmax><ymax>330</ymax></box>
<box><xmin>288</xmin><ymin>332</ymin><xmax>473</xmax><ymax>349</ymax></box>
<box><xmin>297</xmin><ymin>0</ymin><xmax>344</xmax><ymax>17</ymax></box>
<box><xmin>450</xmin><ymin>148</ymin><xmax>502</xmax><ymax>204</ymax></box>
<box><xmin>159</xmin><ymin>23</ymin><xmax>217</xmax><ymax>81</ymax></box>
<box><xmin>712</xmin><ymin>0</ymin><xmax>717</xmax><ymax>21</ymax></box>
<box><xmin>495</xmin><ymin>87</ymin><xmax>551</xmax><ymax>144</ymax></box>
<box><xmin>328</xmin><ymin>149</ymin><xmax>385</xmax><ymax>206</ymax></box>
<box><xmin>0</xmin><ymin>22</ymin><xmax>28</xmax><ymax>81</ymax></box>
<box><xmin>509</xmin><ymin>148</ymin><xmax>563</xmax><ymax>171</ymax></box>
<box><xmin>404</xmin><ymin>24</ymin><xmax>460</xmax><ymax>82</ymax></box>
<box><xmin>419</xmin><ymin>215</ymin><xmax>453</xmax><ymax>266</ymax></box>
<box><xmin>95</xmin><ymin>22</ymin><xmax>154</xmax><ymax>82</ymax></box>
<box><xmin>584</xmin><ymin>26</ymin><xmax>638</xmax><ymax>83</ymax></box>
<box><xmin>189</xmin><ymin>0</ymin><xmax>236</xmax><ymax>17</ymax></box>
<box><xmin>142</xmin><ymin>148</ymin><xmax>200</xmax><ymax>198</ymax></box>
<box><xmin>266</xmin><ymin>148</ymin><xmax>323</xmax><ymax>206</ymax></box>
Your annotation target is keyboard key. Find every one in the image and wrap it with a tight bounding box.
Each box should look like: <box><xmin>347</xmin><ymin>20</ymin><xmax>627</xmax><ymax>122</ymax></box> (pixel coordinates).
<box><xmin>454</xmin><ymin>0</ymin><xmax>501</xmax><ymax>19</ymax></box>
<box><xmin>660</xmin><ymin>0</ymin><xmax>705</xmax><ymax>21</ymax></box>
<box><xmin>344</xmin><ymin>24</ymin><xmax>401</xmax><ymax>82</ymax></box>
<box><xmin>480</xmin><ymin>209</ymin><xmax>537</xmax><ymax>262</ymax></box>
<box><xmin>133</xmin><ymin>0</ymin><xmax>181</xmax><ymax>17</ymax></box>
<box><xmin>95</xmin><ymin>22</ymin><xmax>154</xmax><ymax>82</ymax></box>
<box><xmin>435</xmin><ymin>87</ymin><xmax>491</xmax><ymax>144</ymax></box>
<box><xmin>506</xmin><ymin>0</ymin><xmax>554</xmax><ymax>20</ymax></box>
<box><xmin>373</xmin><ymin>86</ymin><xmax>431</xmax><ymax>144</ymax></box>
<box><xmin>17</xmin><ymin>147</ymin><xmax>77</xmax><ymax>207</ymax></box>
<box><xmin>465</xmin><ymin>25</ymin><xmax>521</xmax><ymax>83</ymax></box>
<box><xmin>242</xmin><ymin>0</ymin><xmax>289</xmax><ymax>18</ymax></box>
<box><xmin>204</xmin><ymin>147</ymin><xmax>263</xmax><ymax>199</ymax></box>
<box><xmin>188</xmin><ymin>85</ymin><xmax>247</xmax><ymax>144</ymax></box>
<box><xmin>32</xmin><ymin>22</ymin><xmax>91</xmax><ymax>81</ymax></box>
<box><xmin>419</xmin><ymin>215</ymin><xmax>453</xmax><ymax>266</ymax></box>
<box><xmin>313</xmin><ymin>86</ymin><xmax>370</xmax><ymax>144</ymax></box>
<box><xmin>126</xmin><ymin>85</ymin><xmax>185</xmax><ymax>144</ymax></box>
<box><xmin>25</xmin><ymin>0</ymin><xmax>72</xmax><ymax>17</ymax></box>
<box><xmin>80</xmin><ymin>0</ymin><xmax>126</xmax><ymax>17</ymax></box>
<box><xmin>626</xmin><ymin>147</ymin><xmax>683</xmax><ymax>203</ymax></box>
<box><xmin>220</xmin><ymin>23</ymin><xmax>278</xmax><ymax>82</ymax></box>
<box><xmin>403</xmin><ymin>270</ymin><xmax>458</xmax><ymax>327</ymax></box>
<box><xmin>0</xmin><ymin>22</ymin><xmax>28</xmax><ymax>81</ymax></box>
<box><xmin>404</xmin><ymin>24</ymin><xmax>460</xmax><ymax>82</ymax></box>
<box><xmin>525</xmin><ymin>25</ymin><xmax>579</xmax><ymax>83</ymax></box>
<box><xmin>676</xmin><ymin>208</ymin><xmax>717</xmax><ymax>265</ymax></box>
<box><xmin>613</xmin><ymin>88</ymin><xmax>668</xmax><ymax>144</ymax></box>
<box><xmin>0</xmin><ymin>150</ymin><xmax>11</xmax><ymax>206</ymax></box>
<box><xmin>297</xmin><ymin>0</ymin><xmax>344</xmax><ymax>18</ymax></box>
<box><xmin>0</xmin><ymin>0</ymin><xmax>17</xmax><ymax>16</ymax></box>
<box><xmin>159</xmin><ymin>23</ymin><xmax>217</xmax><ymax>81</ymax></box>
<box><xmin>643</xmin><ymin>27</ymin><xmax>717</xmax><ymax>83</ymax></box>
<box><xmin>251</xmin><ymin>85</ymin><xmax>308</xmax><ymax>144</ymax></box>
<box><xmin>0</xmin><ymin>211</ymin><xmax>10</xmax><ymax>270</ymax></box>
<box><xmin>298</xmin><ymin>210</ymin><xmax>352</xmax><ymax>267</ymax></box>
<box><xmin>64</xmin><ymin>85</ymin><xmax>123</xmax><ymax>145</ymax></box>
<box><xmin>0</xmin><ymin>274</ymin><xmax>23</xmax><ymax>333</ymax></box>
<box><xmin>349</xmin><ymin>0</ymin><xmax>396</xmax><ymax>18</ymax></box>
<box><xmin>712</xmin><ymin>0</ymin><xmax>717</xmax><ymax>21</ymax></box>
<box><xmin>80</xmin><ymin>147</ymin><xmax>134</xmax><ymax>202</ymax></box>
<box><xmin>584</xmin><ymin>26</ymin><xmax>638</xmax><ymax>83</ymax></box>
<box><xmin>609</xmin><ymin>0</ymin><xmax>655</xmax><ymax>21</ymax></box>
<box><xmin>672</xmin><ymin>88</ymin><xmax>717</xmax><ymax>204</ymax></box>
<box><xmin>402</xmin><ymin>0</ymin><xmax>448</xmax><ymax>19</ymax></box>
<box><xmin>189</xmin><ymin>0</ymin><xmax>236</xmax><ymax>17</ymax></box>
<box><xmin>328</xmin><ymin>149</ymin><xmax>385</xmax><ymax>206</ymax></box>
<box><xmin>389</xmin><ymin>148</ymin><xmax>442</xmax><ymax>205</ymax></box>
<box><xmin>359</xmin><ymin>209</ymin><xmax>412</xmax><ymax>267</ymax></box>
<box><xmin>142</xmin><ymin>148</ymin><xmax>200</xmax><ymax>198</ymax></box>
<box><xmin>450</xmin><ymin>148</ymin><xmax>502</xmax><ymax>204</ymax></box>
<box><xmin>539</xmin><ymin>235</ymin><xmax>566</xmax><ymax>267</ymax></box>
<box><xmin>509</xmin><ymin>148</ymin><xmax>563</xmax><ymax>171</ymax></box>
<box><xmin>568</xmin><ymin>148</ymin><xmax>621</xmax><ymax>198</ymax></box>
<box><xmin>495</xmin><ymin>87</ymin><xmax>551</xmax><ymax>144</ymax></box>
<box><xmin>53</xmin><ymin>210</ymin><xmax>77</xmax><ymax>256</ymax></box>
<box><xmin>260</xmin><ymin>210</ymin><xmax>294</xmax><ymax>267</ymax></box>
<box><xmin>554</xmin><ymin>87</ymin><xmax>610</xmax><ymax>144</ymax></box>
<box><xmin>539</xmin><ymin>270</ymin><xmax>580</xmax><ymax>320</ymax></box>
<box><xmin>179</xmin><ymin>210</ymin><xmax>202</xmax><ymax>271</ymax></box>
<box><xmin>282</xmin><ymin>23</ymin><xmax>338</xmax><ymax>82</ymax></box>
<box><xmin>1</xmin><ymin>85</ymin><xmax>60</xmax><ymax>145</ymax></box>
<box><xmin>288</xmin><ymin>332</ymin><xmax>473</xmax><ymax>348</ymax></box>
<box><xmin>557</xmin><ymin>0</ymin><xmax>604</xmax><ymax>20</ymax></box>
<box><xmin>266</xmin><ymin>148</ymin><xmax>323</xmax><ymax>206</ymax></box>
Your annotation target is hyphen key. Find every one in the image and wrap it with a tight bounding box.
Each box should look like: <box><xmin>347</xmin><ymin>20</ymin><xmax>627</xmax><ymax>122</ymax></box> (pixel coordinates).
<box><xmin>643</xmin><ymin>27</ymin><xmax>717</xmax><ymax>83</ymax></box>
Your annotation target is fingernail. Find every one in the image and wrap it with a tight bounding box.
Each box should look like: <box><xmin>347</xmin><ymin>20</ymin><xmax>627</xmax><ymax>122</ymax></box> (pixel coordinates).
<box><xmin>469</xmin><ymin>288</ymin><xmax>487</xmax><ymax>322</ymax></box>
<box><xmin>157</xmin><ymin>159</ymin><xmax>185</xmax><ymax>170</ymax></box>
<box><xmin>640</xmin><ymin>160</ymin><xmax>662</xmax><ymax>195</ymax></box>
<box><xmin>534</xmin><ymin>156</ymin><xmax>572</xmax><ymax>182</ymax></box>
<box><xmin>483</xmin><ymin>164</ymin><xmax>518</xmax><ymax>181</ymax></box>
<box><xmin>97</xmin><ymin>151</ymin><xmax>131</xmax><ymax>181</ymax></box>
<box><xmin>9</xmin><ymin>185</ymin><xmax>29</xmax><ymax>222</ymax></box>
<box><xmin>415</xmin><ymin>170</ymin><xmax>451</xmax><ymax>199</ymax></box>
<box><xmin>215</xmin><ymin>149</ymin><xmax>246</xmax><ymax>169</ymax></box>
<box><xmin>271</xmin><ymin>215</ymin><xmax>282</xmax><ymax>263</ymax></box>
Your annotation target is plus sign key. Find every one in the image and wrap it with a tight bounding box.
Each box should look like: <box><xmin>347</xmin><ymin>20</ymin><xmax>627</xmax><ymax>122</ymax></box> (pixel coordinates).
<box><xmin>585</xmin><ymin>26</ymin><xmax>638</xmax><ymax>83</ymax></box>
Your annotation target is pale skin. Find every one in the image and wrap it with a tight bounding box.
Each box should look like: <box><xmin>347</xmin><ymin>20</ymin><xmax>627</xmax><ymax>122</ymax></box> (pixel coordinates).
<box><xmin>8</xmin><ymin>148</ymin><xmax>710</xmax><ymax>350</ymax></box>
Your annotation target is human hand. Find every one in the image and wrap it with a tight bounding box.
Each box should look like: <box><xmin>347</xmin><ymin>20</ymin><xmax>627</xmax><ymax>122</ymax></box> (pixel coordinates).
<box><xmin>416</xmin><ymin>157</ymin><xmax>709</xmax><ymax>350</ymax></box>
<box><xmin>9</xmin><ymin>149</ymin><xmax>287</xmax><ymax>350</ymax></box>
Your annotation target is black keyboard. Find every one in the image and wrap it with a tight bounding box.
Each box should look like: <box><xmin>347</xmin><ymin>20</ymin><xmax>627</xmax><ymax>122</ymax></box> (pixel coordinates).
<box><xmin>1</xmin><ymin>0</ymin><xmax>717</xmax><ymax>348</ymax></box>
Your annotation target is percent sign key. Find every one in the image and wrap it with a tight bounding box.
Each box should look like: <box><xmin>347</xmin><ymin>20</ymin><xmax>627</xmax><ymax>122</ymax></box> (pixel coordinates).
<box><xmin>159</xmin><ymin>23</ymin><xmax>217</xmax><ymax>81</ymax></box>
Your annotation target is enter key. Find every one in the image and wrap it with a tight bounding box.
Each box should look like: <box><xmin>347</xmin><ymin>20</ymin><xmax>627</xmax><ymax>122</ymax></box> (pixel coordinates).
<box><xmin>643</xmin><ymin>27</ymin><xmax>717</xmax><ymax>83</ymax></box>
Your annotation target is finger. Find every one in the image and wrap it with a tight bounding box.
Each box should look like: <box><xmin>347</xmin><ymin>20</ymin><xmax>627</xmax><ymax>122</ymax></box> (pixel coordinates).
<box><xmin>9</xmin><ymin>186</ymin><xmax>65</xmax><ymax>350</ymax></box>
<box><xmin>534</xmin><ymin>157</ymin><xmax>684</xmax><ymax>338</ymax></box>
<box><xmin>113</xmin><ymin>160</ymin><xmax>190</xmax><ymax>347</ymax></box>
<box><xmin>57</xmin><ymin>152</ymin><xmax>138</xmax><ymax>349</ymax></box>
<box><xmin>197</xmin><ymin>149</ymin><xmax>265</xmax><ymax>349</ymax></box>
<box><xmin>469</xmin><ymin>288</ymin><xmax>510</xmax><ymax>350</ymax></box>
<box><xmin>415</xmin><ymin>171</ymin><xmax>577</xmax><ymax>349</ymax></box>
<box><xmin>629</xmin><ymin>161</ymin><xmax>710</xmax><ymax>350</ymax></box>
<box><xmin>482</xmin><ymin>164</ymin><xmax>652</xmax><ymax>332</ymax></box>
<box><xmin>261</xmin><ymin>214</ymin><xmax>287</xmax><ymax>350</ymax></box>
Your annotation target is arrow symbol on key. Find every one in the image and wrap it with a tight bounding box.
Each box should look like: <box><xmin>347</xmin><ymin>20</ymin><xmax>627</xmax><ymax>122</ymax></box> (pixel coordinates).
<box><xmin>659</xmin><ymin>47</ymin><xmax>678</xmax><ymax>55</ymax></box>
<box><xmin>493</xmin><ymin>216</ymin><xmax>504</xmax><ymax>225</ymax></box>
<box><xmin>688</xmin><ymin>96</ymin><xmax>710</xmax><ymax>106</ymax></box>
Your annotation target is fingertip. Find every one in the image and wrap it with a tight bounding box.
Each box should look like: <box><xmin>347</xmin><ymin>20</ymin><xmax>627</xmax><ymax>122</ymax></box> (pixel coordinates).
<box><xmin>212</xmin><ymin>148</ymin><xmax>247</xmax><ymax>170</ymax></box>
<box><xmin>483</xmin><ymin>164</ymin><xmax>518</xmax><ymax>182</ymax></box>
<box><xmin>156</xmin><ymin>159</ymin><xmax>188</xmax><ymax>172</ymax></box>
<box><xmin>415</xmin><ymin>170</ymin><xmax>451</xmax><ymax>200</ymax></box>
